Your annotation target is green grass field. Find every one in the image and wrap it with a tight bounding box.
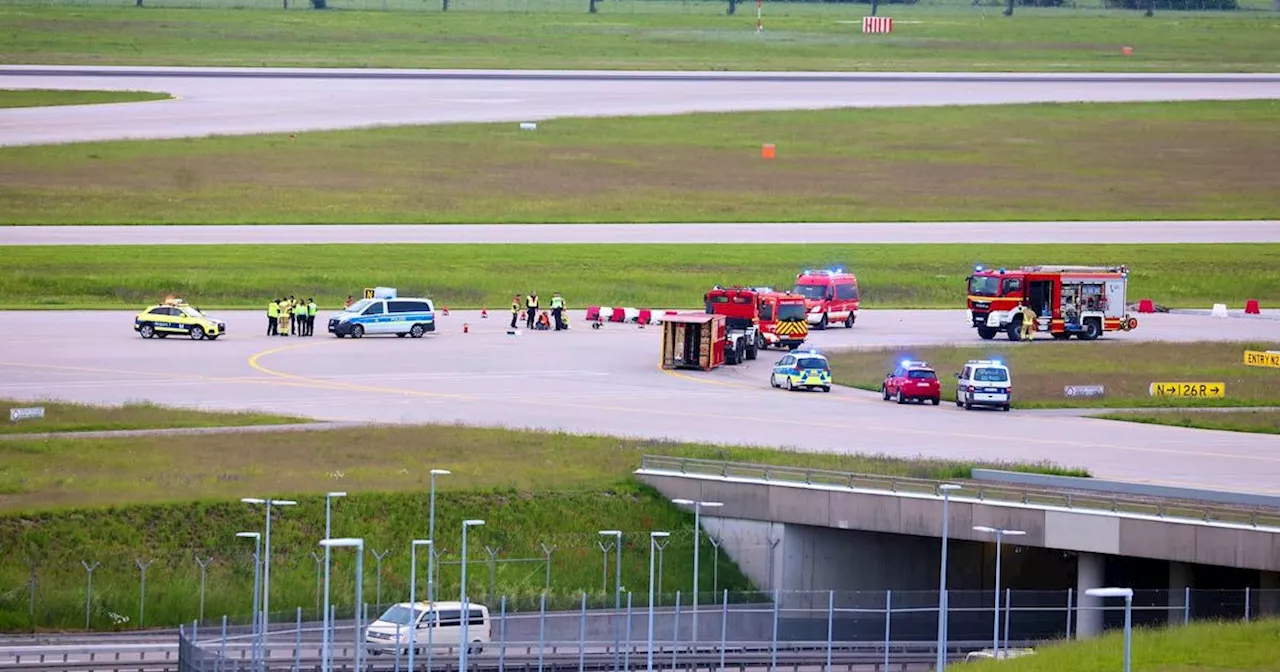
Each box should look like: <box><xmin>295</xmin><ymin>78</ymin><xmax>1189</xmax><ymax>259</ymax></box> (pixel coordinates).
<box><xmin>0</xmin><ymin>422</ymin><xmax>1085</xmax><ymax>631</ymax></box>
<box><xmin>3</xmin><ymin>101</ymin><xmax>1278</xmax><ymax>224</ymax></box>
<box><xmin>2</xmin><ymin>6</ymin><xmax>1277</xmax><ymax>72</ymax></box>
<box><xmin>0</xmin><ymin>398</ymin><xmax>306</xmax><ymax>435</ymax></box>
<box><xmin>963</xmin><ymin>617</ymin><xmax>1280</xmax><ymax>672</ymax></box>
<box><xmin>1096</xmin><ymin>408</ymin><xmax>1280</xmax><ymax>434</ymax></box>
<box><xmin>828</xmin><ymin>341</ymin><xmax>1280</xmax><ymax>411</ymax></box>
<box><xmin>2</xmin><ymin>243</ymin><xmax>1278</xmax><ymax>310</ymax></box>
<box><xmin>0</xmin><ymin>89</ymin><xmax>171</xmax><ymax>109</ymax></box>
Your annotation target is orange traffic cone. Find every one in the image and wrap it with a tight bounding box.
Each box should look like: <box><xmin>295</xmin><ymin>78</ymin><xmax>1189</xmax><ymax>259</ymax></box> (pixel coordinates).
<box><xmin>481</xmin><ymin>306</ymin><xmax>488</xmax><ymax>318</ymax></box>
<box><xmin>463</xmin><ymin>323</ymin><xmax>469</xmax><ymax>333</ymax></box>
<box><xmin>442</xmin><ymin>306</ymin><xmax>450</xmax><ymax>316</ymax></box>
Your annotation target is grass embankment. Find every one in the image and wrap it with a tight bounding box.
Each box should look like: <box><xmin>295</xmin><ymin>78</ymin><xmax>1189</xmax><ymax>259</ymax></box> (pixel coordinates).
<box><xmin>0</xmin><ymin>398</ymin><xmax>306</xmax><ymax>435</ymax></box>
<box><xmin>0</xmin><ymin>423</ymin><xmax>1087</xmax><ymax>631</ymax></box>
<box><xmin>0</xmin><ymin>89</ymin><xmax>171</xmax><ymax>109</ymax></box>
<box><xmin>828</xmin><ymin>341</ymin><xmax>1280</xmax><ymax>411</ymax></box>
<box><xmin>964</xmin><ymin>617</ymin><xmax>1280</xmax><ymax>672</ymax></box>
<box><xmin>3</xmin><ymin>243</ymin><xmax>1279</xmax><ymax>311</ymax></box>
<box><xmin>1</xmin><ymin>7</ymin><xmax>1277</xmax><ymax>72</ymax></box>
<box><xmin>1096</xmin><ymin>409</ymin><xmax>1280</xmax><ymax>435</ymax></box>
<box><xmin>1</xmin><ymin>101</ymin><xmax>1277</xmax><ymax>224</ymax></box>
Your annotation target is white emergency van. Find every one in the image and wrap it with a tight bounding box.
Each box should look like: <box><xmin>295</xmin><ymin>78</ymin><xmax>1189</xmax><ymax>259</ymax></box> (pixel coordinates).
<box><xmin>328</xmin><ymin>288</ymin><xmax>436</xmax><ymax>339</ymax></box>
<box><xmin>365</xmin><ymin>601</ymin><xmax>490</xmax><ymax>656</ymax></box>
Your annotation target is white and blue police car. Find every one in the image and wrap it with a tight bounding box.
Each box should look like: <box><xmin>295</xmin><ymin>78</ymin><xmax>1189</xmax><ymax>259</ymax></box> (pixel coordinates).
<box><xmin>329</xmin><ymin>288</ymin><xmax>436</xmax><ymax>339</ymax></box>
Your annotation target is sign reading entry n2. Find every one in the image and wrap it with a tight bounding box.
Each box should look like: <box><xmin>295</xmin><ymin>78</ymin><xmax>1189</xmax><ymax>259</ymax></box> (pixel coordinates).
<box><xmin>1148</xmin><ymin>382</ymin><xmax>1225</xmax><ymax>398</ymax></box>
<box><xmin>1243</xmin><ymin>350</ymin><xmax>1280</xmax><ymax>369</ymax></box>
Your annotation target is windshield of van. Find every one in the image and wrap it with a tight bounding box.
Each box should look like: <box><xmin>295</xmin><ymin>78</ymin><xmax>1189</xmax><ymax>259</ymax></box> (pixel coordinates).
<box><xmin>345</xmin><ymin>299</ymin><xmax>375</xmax><ymax>314</ymax></box>
<box><xmin>974</xmin><ymin>368</ymin><xmax>1009</xmax><ymax>382</ymax></box>
<box><xmin>969</xmin><ymin>276</ymin><xmax>1001</xmax><ymax>297</ymax></box>
<box><xmin>790</xmin><ymin>284</ymin><xmax>825</xmax><ymax>300</ymax></box>
<box><xmin>777</xmin><ymin>303</ymin><xmax>807</xmax><ymax>321</ymax></box>
<box><xmin>378</xmin><ymin>605</ymin><xmax>423</xmax><ymax>626</ymax></box>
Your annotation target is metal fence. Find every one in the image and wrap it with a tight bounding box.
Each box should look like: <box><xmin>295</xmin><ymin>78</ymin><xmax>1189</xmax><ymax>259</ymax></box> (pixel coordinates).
<box><xmin>159</xmin><ymin>587</ymin><xmax>1280</xmax><ymax>672</ymax></box>
<box><xmin>0</xmin><ymin>0</ymin><xmax>1273</xmax><ymax>15</ymax></box>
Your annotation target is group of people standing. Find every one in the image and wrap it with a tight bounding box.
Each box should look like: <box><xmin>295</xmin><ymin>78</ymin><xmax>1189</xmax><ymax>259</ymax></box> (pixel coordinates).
<box><xmin>511</xmin><ymin>292</ymin><xmax>568</xmax><ymax>331</ymax></box>
<box><xmin>267</xmin><ymin>296</ymin><xmax>318</xmax><ymax>336</ymax></box>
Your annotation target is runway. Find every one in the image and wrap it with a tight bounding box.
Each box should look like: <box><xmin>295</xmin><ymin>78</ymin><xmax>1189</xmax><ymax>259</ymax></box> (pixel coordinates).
<box><xmin>5</xmin><ymin>220</ymin><xmax>1280</xmax><ymax>245</ymax></box>
<box><xmin>2</xmin><ymin>67</ymin><xmax>1279</xmax><ymax>146</ymax></box>
<box><xmin>3</xmin><ymin>308</ymin><xmax>1278</xmax><ymax>496</ymax></box>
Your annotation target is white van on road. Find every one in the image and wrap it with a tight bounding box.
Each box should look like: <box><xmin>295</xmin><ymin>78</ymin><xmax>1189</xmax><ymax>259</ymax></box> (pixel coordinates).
<box><xmin>365</xmin><ymin>601</ymin><xmax>490</xmax><ymax>656</ymax></box>
<box><xmin>328</xmin><ymin>296</ymin><xmax>437</xmax><ymax>339</ymax></box>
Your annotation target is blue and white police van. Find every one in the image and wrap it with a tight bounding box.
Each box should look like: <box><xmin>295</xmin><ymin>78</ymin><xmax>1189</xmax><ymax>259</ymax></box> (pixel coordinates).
<box><xmin>329</xmin><ymin>287</ymin><xmax>436</xmax><ymax>339</ymax></box>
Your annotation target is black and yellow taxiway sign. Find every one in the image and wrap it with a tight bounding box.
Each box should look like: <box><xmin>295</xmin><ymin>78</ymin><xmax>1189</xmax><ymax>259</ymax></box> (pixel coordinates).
<box><xmin>1244</xmin><ymin>350</ymin><xmax>1280</xmax><ymax>369</ymax></box>
<box><xmin>363</xmin><ymin>287</ymin><xmax>376</xmax><ymax>299</ymax></box>
<box><xmin>1148</xmin><ymin>382</ymin><xmax>1225</xmax><ymax>398</ymax></box>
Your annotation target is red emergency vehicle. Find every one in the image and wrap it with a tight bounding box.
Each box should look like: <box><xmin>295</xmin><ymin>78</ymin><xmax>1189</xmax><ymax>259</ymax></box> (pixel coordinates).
<box><xmin>791</xmin><ymin>268</ymin><xmax>859</xmax><ymax>330</ymax></box>
<box><xmin>704</xmin><ymin>286</ymin><xmax>810</xmax><ymax>353</ymax></box>
<box><xmin>966</xmin><ymin>264</ymin><xmax>1139</xmax><ymax>341</ymax></box>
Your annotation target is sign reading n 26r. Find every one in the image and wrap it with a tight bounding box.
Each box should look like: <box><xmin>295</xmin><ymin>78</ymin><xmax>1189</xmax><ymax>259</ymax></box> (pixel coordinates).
<box><xmin>1244</xmin><ymin>350</ymin><xmax>1280</xmax><ymax>369</ymax></box>
<box><xmin>1148</xmin><ymin>382</ymin><xmax>1225</xmax><ymax>398</ymax></box>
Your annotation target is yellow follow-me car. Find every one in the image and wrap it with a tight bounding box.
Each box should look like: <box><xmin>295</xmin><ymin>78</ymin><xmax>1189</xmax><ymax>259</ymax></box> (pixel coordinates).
<box><xmin>134</xmin><ymin>298</ymin><xmax>226</xmax><ymax>341</ymax></box>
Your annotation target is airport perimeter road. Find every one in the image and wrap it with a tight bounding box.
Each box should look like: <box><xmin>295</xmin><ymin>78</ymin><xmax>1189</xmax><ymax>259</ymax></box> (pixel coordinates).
<box><xmin>2</xmin><ymin>309</ymin><xmax>1278</xmax><ymax>495</ymax></box>
<box><xmin>5</xmin><ymin>221</ymin><xmax>1280</xmax><ymax>245</ymax></box>
<box><xmin>1</xmin><ymin>68</ymin><xmax>1279</xmax><ymax>146</ymax></box>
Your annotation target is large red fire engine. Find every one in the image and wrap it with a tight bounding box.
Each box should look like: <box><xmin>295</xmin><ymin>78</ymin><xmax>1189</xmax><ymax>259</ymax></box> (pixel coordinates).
<box><xmin>966</xmin><ymin>264</ymin><xmax>1139</xmax><ymax>341</ymax></box>
<box><xmin>704</xmin><ymin>286</ymin><xmax>809</xmax><ymax>360</ymax></box>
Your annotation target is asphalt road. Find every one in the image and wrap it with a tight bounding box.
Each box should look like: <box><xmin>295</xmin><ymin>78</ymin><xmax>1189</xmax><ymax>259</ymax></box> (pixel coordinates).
<box><xmin>3</xmin><ymin>308</ymin><xmax>1278</xmax><ymax>495</ymax></box>
<box><xmin>5</xmin><ymin>221</ymin><xmax>1280</xmax><ymax>245</ymax></box>
<box><xmin>1</xmin><ymin>67</ymin><xmax>1279</xmax><ymax>146</ymax></box>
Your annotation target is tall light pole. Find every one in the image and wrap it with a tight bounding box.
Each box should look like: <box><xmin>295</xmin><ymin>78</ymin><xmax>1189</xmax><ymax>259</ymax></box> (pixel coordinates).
<box><xmin>323</xmin><ymin>492</ymin><xmax>346</xmax><ymax>672</ymax></box>
<box><xmin>428</xmin><ymin>469</ymin><xmax>450</xmax><ymax>603</ymax></box>
<box><xmin>409</xmin><ymin>539</ymin><xmax>432</xmax><ymax>672</ymax></box>
<box><xmin>974</xmin><ymin>526</ymin><xmax>1025</xmax><ymax>657</ymax></box>
<box><xmin>320</xmin><ymin>538</ymin><xmax>365</xmax><ymax>672</ymax></box>
<box><xmin>935</xmin><ymin>483</ymin><xmax>960</xmax><ymax>672</ymax></box>
<box><xmin>599</xmin><ymin>530</ymin><xmax>623</xmax><ymax>672</ymax></box>
<box><xmin>236</xmin><ymin>533</ymin><xmax>261</xmax><ymax>672</ymax></box>
<box><xmin>1086</xmin><ymin>587</ymin><xmax>1134</xmax><ymax>672</ymax></box>
<box><xmin>672</xmin><ymin>499</ymin><xmax>722</xmax><ymax>645</ymax></box>
<box><xmin>242</xmin><ymin>496</ymin><xmax>297</xmax><ymax>646</ymax></box>
<box><xmin>647</xmin><ymin>531</ymin><xmax>670</xmax><ymax>672</ymax></box>
<box><xmin>460</xmin><ymin>519</ymin><xmax>485</xmax><ymax>672</ymax></box>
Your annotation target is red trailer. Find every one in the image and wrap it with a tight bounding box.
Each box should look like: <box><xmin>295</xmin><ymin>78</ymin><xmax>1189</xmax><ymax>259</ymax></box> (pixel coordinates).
<box><xmin>660</xmin><ymin>313</ymin><xmax>727</xmax><ymax>371</ymax></box>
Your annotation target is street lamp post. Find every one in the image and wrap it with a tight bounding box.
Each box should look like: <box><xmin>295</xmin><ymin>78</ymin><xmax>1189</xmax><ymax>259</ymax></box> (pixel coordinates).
<box><xmin>323</xmin><ymin>492</ymin><xmax>346</xmax><ymax>672</ymax></box>
<box><xmin>409</xmin><ymin>540</ymin><xmax>432</xmax><ymax>672</ymax></box>
<box><xmin>599</xmin><ymin>530</ymin><xmax>623</xmax><ymax>672</ymax></box>
<box><xmin>935</xmin><ymin>483</ymin><xmax>960</xmax><ymax>672</ymax></box>
<box><xmin>1086</xmin><ymin>588</ymin><xmax>1134</xmax><ymax>672</ymax></box>
<box><xmin>647</xmin><ymin>531</ymin><xmax>670</xmax><ymax>672</ymax></box>
<box><xmin>242</xmin><ymin>497</ymin><xmax>297</xmax><ymax>648</ymax></box>
<box><xmin>428</xmin><ymin>469</ymin><xmax>450</xmax><ymax>603</ymax></box>
<box><xmin>974</xmin><ymin>526</ymin><xmax>1026</xmax><ymax>657</ymax></box>
<box><xmin>235</xmin><ymin>533</ymin><xmax>262</xmax><ymax>672</ymax></box>
<box><xmin>460</xmin><ymin>519</ymin><xmax>485</xmax><ymax>672</ymax></box>
<box><xmin>672</xmin><ymin>499</ymin><xmax>723</xmax><ymax>646</ymax></box>
<box><xmin>320</xmin><ymin>538</ymin><xmax>365</xmax><ymax>672</ymax></box>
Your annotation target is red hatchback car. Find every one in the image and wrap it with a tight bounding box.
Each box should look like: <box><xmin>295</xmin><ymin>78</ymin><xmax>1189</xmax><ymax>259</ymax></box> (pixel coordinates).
<box><xmin>881</xmin><ymin>360</ymin><xmax>941</xmax><ymax>405</ymax></box>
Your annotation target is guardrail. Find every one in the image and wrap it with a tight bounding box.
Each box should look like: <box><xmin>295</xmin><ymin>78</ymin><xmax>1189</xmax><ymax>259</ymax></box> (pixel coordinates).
<box><xmin>637</xmin><ymin>455</ymin><xmax>1280</xmax><ymax>529</ymax></box>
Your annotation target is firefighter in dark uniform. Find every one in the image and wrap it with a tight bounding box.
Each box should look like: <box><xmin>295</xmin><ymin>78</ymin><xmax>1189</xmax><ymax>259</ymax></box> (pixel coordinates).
<box><xmin>525</xmin><ymin>292</ymin><xmax>538</xmax><ymax>330</ymax></box>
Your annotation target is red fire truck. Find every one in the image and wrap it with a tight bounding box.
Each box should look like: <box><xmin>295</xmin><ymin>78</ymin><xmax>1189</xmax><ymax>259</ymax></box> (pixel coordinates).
<box><xmin>791</xmin><ymin>268</ymin><xmax>859</xmax><ymax>330</ymax></box>
<box><xmin>966</xmin><ymin>264</ymin><xmax>1140</xmax><ymax>341</ymax></box>
<box><xmin>704</xmin><ymin>286</ymin><xmax>810</xmax><ymax>361</ymax></box>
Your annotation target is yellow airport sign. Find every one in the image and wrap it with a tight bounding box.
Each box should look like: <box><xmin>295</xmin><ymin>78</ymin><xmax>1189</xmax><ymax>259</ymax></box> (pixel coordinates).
<box><xmin>1148</xmin><ymin>382</ymin><xmax>1225</xmax><ymax>398</ymax></box>
<box><xmin>1244</xmin><ymin>350</ymin><xmax>1280</xmax><ymax>369</ymax></box>
<box><xmin>363</xmin><ymin>287</ymin><xmax>376</xmax><ymax>299</ymax></box>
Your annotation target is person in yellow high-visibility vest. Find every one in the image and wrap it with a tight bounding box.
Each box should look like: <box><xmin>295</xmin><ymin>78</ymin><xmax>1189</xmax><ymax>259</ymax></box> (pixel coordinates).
<box><xmin>510</xmin><ymin>295</ymin><xmax>521</xmax><ymax>329</ymax></box>
<box><xmin>267</xmin><ymin>299</ymin><xmax>279</xmax><ymax>336</ymax></box>
<box><xmin>551</xmin><ymin>292</ymin><xmax>565</xmax><ymax>331</ymax></box>
<box><xmin>293</xmin><ymin>300</ymin><xmax>308</xmax><ymax>337</ymax></box>
<box><xmin>306</xmin><ymin>298</ymin><xmax>317</xmax><ymax>337</ymax></box>
<box><xmin>1018</xmin><ymin>302</ymin><xmax>1037</xmax><ymax>341</ymax></box>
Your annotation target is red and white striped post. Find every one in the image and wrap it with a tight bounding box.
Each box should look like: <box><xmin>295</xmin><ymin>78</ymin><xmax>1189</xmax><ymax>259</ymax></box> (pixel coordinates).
<box><xmin>862</xmin><ymin>16</ymin><xmax>893</xmax><ymax>34</ymax></box>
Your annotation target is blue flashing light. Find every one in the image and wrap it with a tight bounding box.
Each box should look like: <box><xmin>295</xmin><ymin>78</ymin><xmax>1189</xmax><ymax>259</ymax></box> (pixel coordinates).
<box><xmin>974</xmin><ymin>264</ymin><xmax>985</xmax><ymax>272</ymax></box>
<box><xmin>992</xmin><ymin>359</ymin><xmax>1003</xmax><ymax>366</ymax></box>
<box><xmin>900</xmin><ymin>359</ymin><xmax>912</xmax><ymax>368</ymax></box>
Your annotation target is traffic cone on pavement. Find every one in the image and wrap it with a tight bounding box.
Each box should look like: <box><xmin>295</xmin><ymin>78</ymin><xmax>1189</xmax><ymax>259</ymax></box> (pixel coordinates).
<box><xmin>442</xmin><ymin>306</ymin><xmax>450</xmax><ymax>316</ymax></box>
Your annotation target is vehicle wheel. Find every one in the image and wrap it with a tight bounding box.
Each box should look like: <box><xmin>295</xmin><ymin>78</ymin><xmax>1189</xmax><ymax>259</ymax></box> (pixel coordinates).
<box><xmin>881</xmin><ymin>385</ymin><xmax>890</xmax><ymax>400</ymax></box>
<box><xmin>139</xmin><ymin>324</ymin><xmax>155</xmax><ymax>339</ymax></box>
<box><xmin>1003</xmin><ymin>404</ymin><xmax>1011</xmax><ymax>412</ymax></box>
<box><xmin>817</xmin><ymin>314</ymin><xmax>828</xmax><ymax>330</ymax></box>
<box><xmin>1005</xmin><ymin>319</ymin><xmax>1021</xmax><ymax>342</ymax></box>
<box><xmin>844</xmin><ymin>313</ymin><xmax>855</xmax><ymax>328</ymax></box>
<box><xmin>746</xmin><ymin>341</ymin><xmax>758</xmax><ymax>361</ymax></box>
<box><xmin>955</xmin><ymin>393</ymin><xmax>963</xmax><ymax>407</ymax></box>
<box><xmin>756</xmin><ymin>332</ymin><xmax>766</xmax><ymax>351</ymax></box>
<box><xmin>770</xmin><ymin>374</ymin><xmax>779</xmax><ymax>388</ymax></box>
<box><xmin>896</xmin><ymin>390</ymin><xmax>905</xmax><ymax>405</ymax></box>
<box><xmin>469</xmin><ymin>643</ymin><xmax>484</xmax><ymax>656</ymax></box>
<box><xmin>784</xmin><ymin>378</ymin><xmax>793</xmax><ymax>391</ymax></box>
<box><xmin>977</xmin><ymin>326</ymin><xmax>997</xmax><ymax>340</ymax></box>
<box><xmin>188</xmin><ymin>325</ymin><xmax>205</xmax><ymax>341</ymax></box>
<box><xmin>351</xmin><ymin>324</ymin><xmax>365</xmax><ymax>339</ymax></box>
<box><xmin>932</xmin><ymin>398</ymin><xmax>940</xmax><ymax>406</ymax></box>
<box><xmin>1082</xmin><ymin>320</ymin><xmax>1101</xmax><ymax>341</ymax></box>
<box><xmin>410</xmin><ymin>324</ymin><xmax>426</xmax><ymax>339</ymax></box>
<box><xmin>822</xmin><ymin>386</ymin><xmax>831</xmax><ymax>393</ymax></box>
<box><xmin>964</xmin><ymin>396</ymin><xmax>973</xmax><ymax>411</ymax></box>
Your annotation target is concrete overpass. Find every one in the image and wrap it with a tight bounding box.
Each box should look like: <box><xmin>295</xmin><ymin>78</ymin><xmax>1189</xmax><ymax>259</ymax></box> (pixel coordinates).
<box><xmin>635</xmin><ymin>456</ymin><xmax>1280</xmax><ymax>641</ymax></box>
